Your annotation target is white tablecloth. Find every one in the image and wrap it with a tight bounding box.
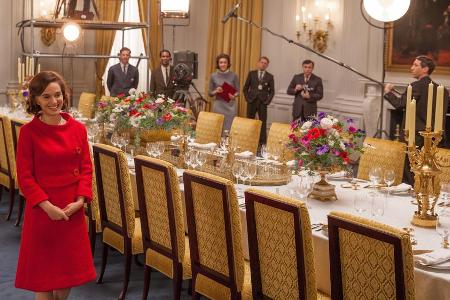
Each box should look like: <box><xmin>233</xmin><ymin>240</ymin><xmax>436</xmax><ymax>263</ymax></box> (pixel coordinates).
<box><xmin>130</xmin><ymin>170</ymin><xmax>450</xmax><ymax>299</ymax></box>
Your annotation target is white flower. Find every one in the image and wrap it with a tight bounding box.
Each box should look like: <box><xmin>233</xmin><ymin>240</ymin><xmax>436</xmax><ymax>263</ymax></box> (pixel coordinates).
<box><xmin>155</xmin><ymin>98</ymin><xmax>165</xmax><ymax>104</ymax></box>
<box><xmin>301</xmin><ymin>121</ymin><xmax>312</xmax><ymax>130</ymax></box>
<box><xmin>130</xmin><ymin>116</ymin><xmax>142</xmax><ymax>128</ymax></box>
<box><xmin>112</xmin><ymin>106</ymin><xmax>123</xmax><ymax>113</ymax></box>
<box><xmin>340</xmin><ymin>141</ymin><xmax>346</xmax><ymax>150</ymax></box>
<box><xmin>167</xmin><ymin>98</ymin><xmax>175</xmax><ymax>104</ymax></box>
<box><xmin>128</xmin><ymin>88</ymin><xmax>137</xmax><ymax>96</ymax></box>
<box><xmin>320</xmin><ymin>118</ymin><xmax>333</xmax><ymax>129</ymax></box>
<box><xmin>109</xmin><ymin>114</ymin><xmax>116</xmax><ymax>122</ymax></box>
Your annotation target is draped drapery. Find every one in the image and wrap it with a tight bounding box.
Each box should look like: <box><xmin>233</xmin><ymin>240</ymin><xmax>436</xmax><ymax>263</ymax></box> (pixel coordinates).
<box><xmin>205</xmin><ymin>0</ymin><xmax>263</xmax><ymax>116</ymax></box>
<box><xmin>95</xmin><ymin>0</ymin><xmax>122</xmax><ymax>96</ymax></box>
<box><xmin>138</xmin><ymin>0</ymin><xmax>163</xmax><ymax>70</ymax></box>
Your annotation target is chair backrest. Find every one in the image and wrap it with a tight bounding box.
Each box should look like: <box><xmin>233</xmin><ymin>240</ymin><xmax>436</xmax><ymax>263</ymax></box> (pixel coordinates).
<box><xmin>195</xmin><ymin>111</ymin><xmax>224</xmax><ymax>145</ymax></box>
<box><xmin>183</xmin><ymin>169</ymin><xmax>245</xmax><ymax>299</ymax></box>
<box><xmin>78</xmin><ymin>92</ymin><xmax>96</xmax><ymax>118</ymax></box>
<box><xmin>134</xmin><ymin>155</ymin><xmax>185</xmax><ymax>268</ymax></box>
<box><xmin>328</xmin><ymin>211</ymin><xmax>415</xmax><ymax>300</ymax></box>
<box><xmin>357</xmin><ymin>137</ymin><xmax>406</xmax><ymax>185</ymax></box>
<box><xmin>437</xmin><ymin>148</ymin><xmax>450</xmax><ymax>184</ymax></box>
<box><xmin>90</xmin><ymin>154</ymin><xmax>101</xmax><ymax>232</ymax></box>
<box><xmin>230</xmin><ymin>117</ymin><xmax>262</xmax><ymax>154</ymax></box>
<box><xmin>10</xmin><ymin>118</ymin><xmax>27</xmax><ymax>155</ymax></box>
<box><xmin>245</xmin><ymin>188</ymin><xmax>317</xmax><ymax>300</ymax></box>
<box><xmin>267</xmin><ymin>122</ymin><xmax>294</xmax><ymax>160</ymax></box>
<box><xmin>0</xmin><ymin>115</ymin><xmax>12</xmax><ymax>179</ymax></box>
<box><xmin>93</xmin><ymin>144</ymin><xmax>135</xmax><ymax>238</ymax></box>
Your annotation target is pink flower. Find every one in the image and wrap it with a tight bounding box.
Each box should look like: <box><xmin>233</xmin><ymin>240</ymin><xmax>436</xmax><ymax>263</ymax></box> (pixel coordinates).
<box><xmin>301</xmin><ymin>135</ymin><xmax>311</xmax><ymax>145</ymax></box>
<box><xmin>348</xmin><ymin>126</ymin><xmax>357</xmax><ymax>133</ymax></box>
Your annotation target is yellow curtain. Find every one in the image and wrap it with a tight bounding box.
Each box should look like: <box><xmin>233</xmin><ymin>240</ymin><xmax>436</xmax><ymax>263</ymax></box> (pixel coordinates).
<box><xmin>205</xmin><ymin>0</ymin><xmax>263</xmax><ymax>116</ymax></box>
<box><xmin>138</xmin><ymin>0</ymin><xmax>163</xmax><ymax>70</ymax></box>
<box><xmin>95</xmin><ymin>0</ymin><xmax>122</xmax><ymax>97</ymax></box>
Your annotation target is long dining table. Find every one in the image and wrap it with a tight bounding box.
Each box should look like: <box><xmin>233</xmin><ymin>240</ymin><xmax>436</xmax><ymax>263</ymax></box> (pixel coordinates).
<box><xmin>128</xmin><ymin>164</ymin><xmax>450</xmax><ymax>299</ymax></box>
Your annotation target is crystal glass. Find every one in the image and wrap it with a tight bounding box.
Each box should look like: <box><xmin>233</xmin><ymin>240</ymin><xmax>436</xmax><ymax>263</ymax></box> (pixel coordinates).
<box><xmin>196</xmin><ymin>151</ymin><xmax>207</xmax><ymax>169</ymax></box>
<box><xmin>121</xmin><ymin>132</ymin><xmax>130</xmax><ymax>152</ymax></box>
<box><xmin>247</xmin><ymin>162</ymin><xmax>257</xmax><ymax>186</ymax></box>
<box><xmin>384</xmin><ymin>169</ymin><xmax>395</xmax><ymax>196</ymax></box>
<box><xmin>232</xmin><ymin>161</ymin><xmax>243</xmax><ymax>185</ymax></box>
<box><xmin>87</xmin><ymin>123</ymin><xmax>100</xmax><ymax>143</ymax></box>
<box><xmin>260</xmin><ymin>144</ymin><xmax>270</xmax><ymax>160</ymax></box>
<box><xmin>146</xmin><ymin>142</ymin><xmax>156</xmax><ymax>157</ymax></box>
<box><xmin>440</xmin><ymin>182</ymin><xmax>450</xmax><ymax>207</ymax></box>
<box><xmin>111</xmin><ymin>132</ymin><xmax>121</xmax><ymax>149</ymax></box>
<box><xmin>371</xmin><ymin>192</ymin><xmax>384</xmax><ymax>217</ymax></box>
<box><xmin>436</xmin><ymin>209</ymin><xmax>450</xmax><ymax>248</ymax></box>
<box><xmin>271</xmin><ymin>147</ymin><xmax>280</xmax><ymax>161</ymax></box>
<box><xmin>184</xmin><ymin>150</ymin><xmax>192</xmax><ymax>169</ymax></box>
<box><xmin>190</xmin><ymin>150</ymin><xmax>199</xmax><ymax>169</ymax></box>
<box><xmin>368</xmin><ymin>167</ymin><xmax>382</xmax><ymax>189</ymax></box>
<box><xmin>354</xmin><ymin>192</ymin><xmax>370</xmax><ymax>215</ymax></box>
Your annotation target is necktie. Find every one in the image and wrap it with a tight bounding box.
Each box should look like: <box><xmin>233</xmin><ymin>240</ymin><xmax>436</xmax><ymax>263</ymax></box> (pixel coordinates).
<box><xmin>123</xmin><ymin>65</ymin><xmax>127</xmax><ymax>75</ymax></box>
<box><xmin>259</xmin><ymin>71</ymin><xmax>263</xmax><ymax>81</ymax></box>
<box><xmin>165</xmin><ymin>67</ymin><xmax>169</xmax><ymax>86</ymax></box>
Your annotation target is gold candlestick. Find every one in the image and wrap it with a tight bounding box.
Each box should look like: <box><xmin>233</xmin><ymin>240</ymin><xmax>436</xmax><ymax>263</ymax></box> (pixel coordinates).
<box><xmin>407</xmin><ymin>128</ymin><xmax>443</xmax><ymax>227</ymax></box>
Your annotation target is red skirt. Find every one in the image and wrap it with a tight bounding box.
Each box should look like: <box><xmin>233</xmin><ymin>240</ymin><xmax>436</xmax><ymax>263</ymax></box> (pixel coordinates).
<box><xmin>15</xmin><ymin>183</ymin><xmax>96</xmax><ymax>292</ymax></box>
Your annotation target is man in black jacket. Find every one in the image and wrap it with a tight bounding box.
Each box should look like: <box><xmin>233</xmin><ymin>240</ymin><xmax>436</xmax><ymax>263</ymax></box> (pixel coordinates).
<box><xmin>385</xmin><ymin>55</ymin><xmax>449</xmax><ymax>183</ymax></box>
<box><xmin>287</xmin><ymin>59</ymin><xmax>323</xmax><ymax>121</ymax></box>
<box><xmin>106</xmin><ymin>47</ymin><xmax>139</xmax><ymax>96</ymax></box>
<box><xmin>243</xmin><ymin>56</ymin><xmax>275</xmax><ymax>145</ymax></box>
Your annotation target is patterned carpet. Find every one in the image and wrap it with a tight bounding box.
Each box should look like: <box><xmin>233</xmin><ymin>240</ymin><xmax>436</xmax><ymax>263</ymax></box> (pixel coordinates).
<box><xmin>0</xmin><ymin>194</ymin><xmax>192</xmax><ymax>300</ymax></box>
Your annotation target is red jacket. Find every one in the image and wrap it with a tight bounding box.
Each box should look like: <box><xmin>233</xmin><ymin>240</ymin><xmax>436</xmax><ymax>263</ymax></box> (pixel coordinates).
<box><xmin>16</xmin><ymin>113</ymin><xmax>92</xmax><ymax>207</ymax></box>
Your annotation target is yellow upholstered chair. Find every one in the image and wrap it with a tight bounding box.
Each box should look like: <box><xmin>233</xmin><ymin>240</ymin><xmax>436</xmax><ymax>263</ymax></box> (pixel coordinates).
<box><xmin>100</xmin><ymin>95</ymin><xmax>116</xmax><ymax>102</ymax></box>
<box><xmin>357</xmin><ymin>137</ymin><xmax>406</xmax><ymax>185</ymax></box>
<box><xmin>0</xmin><ymin>115</ymin><xmax>18</xmax><ymax>222</ymax></box>
<box><xmin>134</xmin><ymin>156</ymin><xmax>191</xmax><ymax>299</ymax></box>
<box><xmin>93</xmin><ymin>144</ymin><xmax>143</xmax><ymax>300</ymax></box>
<box><xmin>195</xmin><ymin>111</ymin><xmax>224</xmax><ymax>145</ymax></box>
<box><xmin>78</xmin><ymin>92</ymin><xmax>96</xmax><ymax>118</ymax></box>
<box><xmin>436</xmin><ymin>148</ymin><xmax>450</xmax><ymax>184</ymax></box>
<box><xmin>183</xmin><ymin>170</ymin><xmax>252</xmax><ymax>299</ymax></box>
<box><xmin>230</xmin><ymin>117</ymin><xmax>262</xmax><ymax>154</ymax></box>
<box><xmin>266</xmin><ymin>122</ymin><xmax>294</xmax><ymax>160</ymax></box>
<box><xmin>85</xmin><ymin>155</ymin><xmax>101</xmax><ymax>255</ymax></box>
<box><xmin>244</xmin><ymin>188</ymin><xmax>330</xmax><ymax>300</ymax></box>
<box><xmin>328</xmin><ymin>211</ymin><xmax>415</xmax><ymax>300</ymax></box>
<box><xmin>9</xmin><ymin>118</ymin><xmax>27</xmax><ymax>226</ymax></box>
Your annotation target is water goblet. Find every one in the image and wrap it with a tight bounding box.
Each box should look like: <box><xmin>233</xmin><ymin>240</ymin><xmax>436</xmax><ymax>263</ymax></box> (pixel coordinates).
<box><xmin>384</xmin><ymin>169</ymin><xmax>395</xmax><ymax>196</ymax></box>
<box><xmin>436</xmin><ymin>209</ymin><xmax>450</xmax><ymax>248</ymax></box>
<box><xmin>440</xmin><ymin>182</ymin><xmax>450</xmax><ymax>207</ymax></box>
<box><xmin>232</xmin><ymin>161</ymin><xmax>243</xmax><ymax>185</ymax></box>
<box><xmin>371</xmin><ymin>192</ymin><xmax>384</xmax><ymax>218</ymax></box>
<box><xmin>353</xmin><ymin>192</ymin><xmax>370</xmax><ymax>215</ymax></box>
<box><xmin>190</xmin><ymin>150</ymin><xmax>199</xmax><ymax>169</ymax></box>
<box><xmin>87</xmin><ymin>123</ymin><xmax>100</xmax><ymax>143</ymax></box>
<box><xmin>121</xmin><ymin>132</ymin><xmax>130</xmax><ymax>152</ymax></box>
<box><xmin>184</xmin><ymin>150</ymin><xmax>192</xmax><ymax>169</ymax></box>
<box><xmin>111</xmin><ymin>132</ymin><xmax>121</xmax><ymax>148</ymax></box>
<box><xmin>197</xmin><ymin>151</ymin><xmax>207</xmax><ymax>169</ymax></box>
<box><xmin>247</xmin><ymin>162</ymin><xmax>257</xmax><ymax>186</ymax></box>
<box><xmin>368</xmin><ymin>167</ymin><xmax>382</xmax><ymax>189</ymax></box>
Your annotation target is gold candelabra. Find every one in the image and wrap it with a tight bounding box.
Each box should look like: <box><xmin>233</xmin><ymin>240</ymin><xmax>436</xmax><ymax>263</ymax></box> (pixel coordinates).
<box><xmin>407</xmin><ymin>128</ymin><xmax>444</xmax><ymax>228</ymax></box>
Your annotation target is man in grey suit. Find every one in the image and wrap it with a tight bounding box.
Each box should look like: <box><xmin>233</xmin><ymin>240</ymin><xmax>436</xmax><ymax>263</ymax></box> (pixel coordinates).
<box><xmin>150</xmin><ymin>49</ymin><xmax>175</xmax><ymax>98</ymax></box>
<box><xmin>243</xmin><ymin>56</ymin><xmax>275</xmax><ymax>145</ymax></box>
<box><xmin>287</xmin><ymin>59</ymin><xmax>323</xmax><ymax>121</ymax></box>
<box><xmin>107</xmin><ymin>47</ymin><xmax>139</xmax><ymax>96</ymax></box>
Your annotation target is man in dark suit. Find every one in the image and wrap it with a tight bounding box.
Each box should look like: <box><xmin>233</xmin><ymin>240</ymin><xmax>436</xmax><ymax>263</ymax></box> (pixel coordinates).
<box><xmin>150</xmin><ymin>49</ymin><xmax>175</xmax><ymax>98</ymax></box>
<box><xmin>243</xmin><ymin>56</ymin><xmax>275</xmax><ymax>145</ymax></box>
<box><xmin>287</xmin><ymin>59</ymin><xmax>323</xmax><ymax>121</ymax></box>
<box><xmin>385</xmin><ymin>55</ymin><xmax>449</xmax><ymax>183</ymax></box>
<box><xmin>106</xmin><ymin>47</ymin><xmax>139</xmax><ymax>96</ymax></box>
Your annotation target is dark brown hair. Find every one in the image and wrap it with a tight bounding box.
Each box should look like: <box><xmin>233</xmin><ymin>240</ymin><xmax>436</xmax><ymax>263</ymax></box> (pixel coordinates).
<box><xmin>415</xmin><ymin>55</ymin><xmax>435</xmax><ymax>74</ymax></box>
<box><xmin>302</xmin><ymin>59</ymin><xmax>314</xmax><ymax>67</ymax></box>
<box><xmin>119</xmin><ymin>47</ymin><xmax>131</xmax><ymax>54</ymax></box>
<box><xmin>259</xmin><ymin>56</ymin><xmax>270</xmax><ymax>63</ymax></box>
<box><xmin>26</xmin><ymin>71</ymin><xmax>69</xmax><ymax>115</ymax></box>
<box><xmin>215</xmin><ymin>53</ymin><xmax>231</xmax><ymax>69</ymax></box>
<box><xmin>159</xmin><ymin>49</ymin><xmax>172</xmax><ymax>57</ymax></box>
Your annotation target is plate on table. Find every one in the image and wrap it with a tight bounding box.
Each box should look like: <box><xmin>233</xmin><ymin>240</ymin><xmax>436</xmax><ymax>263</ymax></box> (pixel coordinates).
<box><xmin>418</xmin><ymin>260</ymin><xmax>450</xmax><ymax>270</ymax></box>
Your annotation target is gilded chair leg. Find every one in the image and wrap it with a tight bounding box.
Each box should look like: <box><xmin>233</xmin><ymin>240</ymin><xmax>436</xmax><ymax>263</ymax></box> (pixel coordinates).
<box><xmin>141</xmin><ymin>265</ymin><xmax>151</xmax><ymax>300</ymax></box>
<box><xmin>5</xmin><ymin>185</ymin><xmax>16</xmax><ymax>221</ymax></box>
<box><xmin>118</xmin><ymin>251</ymin><xmax>132</xmax><ymax>300</ymax></box>
<box><xmin>14</xmin><ymin>195</ymin><xmax>25</xmax><ymax>227</ymax></box>
<box><xmin>97</xmin><ymin>243</ymin><xmax>109</xmax><ymax>284</ymax></box>
<box><xmin>172</xmin><ymin>265</ymin><xmax>183</xmax><ymax>300</ymax></box>
<box><xmin>89</xmin><ymin>220</ymin><xmax>96</xmax><ymax>256</ymax></box>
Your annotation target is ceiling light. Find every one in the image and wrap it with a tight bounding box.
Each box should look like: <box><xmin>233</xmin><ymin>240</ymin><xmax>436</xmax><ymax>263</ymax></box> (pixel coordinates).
<box><xmin>362</xmin><ymin>0</ymin><xmax>411</xmax><ymax>22</ymax></box>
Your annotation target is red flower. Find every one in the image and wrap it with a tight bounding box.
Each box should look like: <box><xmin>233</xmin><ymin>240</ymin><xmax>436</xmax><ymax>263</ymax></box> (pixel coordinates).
<box><xmin>339</xmin><ymin>151</ymin><xmax>350</xmax><ymax>163</ymax></box>
<box><xmin>129</xmin><ymin>109</ymin><xmax>139</xmax><ymax>116</ymax></box>
<box><xmin>135</xmin><ymin>97</ymin><xmax>143</xmax><ymax>104</ymax></box>
<box><xmin>307</xmin><ymin>128</ymin><xmax>322</xmax><ymax>139</ymax></box>
<box><xmin>163</xmin><ymin>113</ymin><xmax>172</xmax><ymax>121</ymax></box>
<box><xmin>143</xmin><ymin>104</ymin><xmax>151</xmax><ymax>110</ymax></box>
<box><xmin>117</xmin><ymin>93</ymin><xmax>125</xmax><ymax>98</ymax></box>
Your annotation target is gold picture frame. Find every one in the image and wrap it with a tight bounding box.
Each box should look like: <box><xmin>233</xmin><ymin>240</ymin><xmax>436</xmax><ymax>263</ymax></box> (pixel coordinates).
<box><xmin>386</xmin><ymin>0</ymin><xmax>450</xmax><ymax>74</ymax></box>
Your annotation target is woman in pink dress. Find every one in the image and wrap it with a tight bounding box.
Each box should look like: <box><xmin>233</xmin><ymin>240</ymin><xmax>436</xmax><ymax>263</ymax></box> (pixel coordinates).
<box><xmin>15</xmin><ymin>71</ymin><xmax>96</xmax><ymax>300</ymax></box>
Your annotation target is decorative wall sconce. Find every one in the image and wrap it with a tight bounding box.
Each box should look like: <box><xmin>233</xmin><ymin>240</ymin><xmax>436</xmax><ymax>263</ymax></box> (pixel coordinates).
<box><xmin>295</xmin><ymin>0</ymin><xmax>334</xmax><ymax>53</ymax></box>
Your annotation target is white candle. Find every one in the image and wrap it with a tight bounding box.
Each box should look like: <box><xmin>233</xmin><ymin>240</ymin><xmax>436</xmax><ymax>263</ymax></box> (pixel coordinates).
<box><xmin>30</xmin><ymin>57</ymin><xmax>34</xmax><ymax>76</ymax></box>
<box><xmin>21</xmin><ymin>63</ymin><xmax>25</xmax><ymax>84</ymax></box>
<box><xmin>26</xmin><ymin>56</ymin><xmax>30</xmax><ymax>77</ymax></box>
<box><xmin>409</xmin><ymin>99</ymin><xmax>416</xmax><ymax>146</ymax></box>
<box><xmin>426</xmin><ymin>82</ymin><xmax>433</xmax><ymax>129</ymax></box>
<box><xmin>37</xmin><ymin>63</ymin><xmax>41</xmax><ymax>74</ymax></box>
<box><xmin>434</xmin><ymin>85</ymin><xmax>444</xmax><ymax>132</ymax></box>
<box><xmin>405</xmin><ymin>84</ymin><xmax>412</xmax><ymax>131</ymax></box>
<box><xmin>17</xmin><ymin>57</ymin><xmax>21</xmax><ymax>83</ymax></box>
<box><xmin>301</xmin><ymin>6</ymin><xmax>306</xmax><ymax>23</ymax></box>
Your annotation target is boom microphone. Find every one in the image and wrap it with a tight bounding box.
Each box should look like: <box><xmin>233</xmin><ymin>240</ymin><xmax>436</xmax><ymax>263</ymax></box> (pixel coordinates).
<box><xmin>222</xmin><ymin>3</ymin><xmax>240</xmax><ymax>23</ymax></box>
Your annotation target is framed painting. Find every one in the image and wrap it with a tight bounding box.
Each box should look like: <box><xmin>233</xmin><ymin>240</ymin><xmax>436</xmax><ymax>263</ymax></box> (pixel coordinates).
<box><xmin>386</xmin><ymin>0</ymin><xmax>450</xmax><ymax>74</ymax></box>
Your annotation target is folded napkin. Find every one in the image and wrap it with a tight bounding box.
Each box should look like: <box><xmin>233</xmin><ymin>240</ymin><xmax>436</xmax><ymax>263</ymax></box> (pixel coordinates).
<box><xmin>235</xmin><ymin>150</ymin><xmax>254</xmax><ymax>158</ymax></box>
<box><xmin>383</xmin><ymin>183</ymin><xmax>412</xmax><ymax>193</ymax></box>
<box><xmin>188</xmin><ymin>142</ymin><xmax>217</xmax><ymax>150</ymax></box>
<box><xmin>171</xmin><ymin>135</ymin><xmax>182</xmax><ymax>142</ymax></box>
<box><xmin>327</xmin><ymin>171</ymin><xmax>346</xmax><ymax>179</ymax></box>
<box><xmin>414</xmin><ymin>249</ymin><xmax>450</xmax><ymax>266</ymax></box>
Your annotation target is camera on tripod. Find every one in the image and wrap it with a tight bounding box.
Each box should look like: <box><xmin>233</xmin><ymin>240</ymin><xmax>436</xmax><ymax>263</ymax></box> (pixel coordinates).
<box><xmin>172</xmin><ymin>50</ymin><xmax>198</xmax><ymax>102</ymax></box>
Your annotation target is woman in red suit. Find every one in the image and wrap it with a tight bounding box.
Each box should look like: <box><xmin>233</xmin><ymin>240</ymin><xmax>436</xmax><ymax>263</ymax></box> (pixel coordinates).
<box><xmin>15</xmin><ymin>71</ymin><xmax>96</xmax><ymax>300</ymax></box>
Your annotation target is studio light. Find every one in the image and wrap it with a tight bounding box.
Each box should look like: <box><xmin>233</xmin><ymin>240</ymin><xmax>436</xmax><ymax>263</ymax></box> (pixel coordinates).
<box><xmin>362</xmin><ymin>0</ymin><xmax>411</xmax><ymax>22</ymax></box>
<box><xmin>62</xmin><ymin>22</ymin><xmax>81</xmax><ymax>42</ymax></box>
<box><xmin>161</xmin><ymin>0</ymin><xmax>190</xmax><ymax>18</ymax></box>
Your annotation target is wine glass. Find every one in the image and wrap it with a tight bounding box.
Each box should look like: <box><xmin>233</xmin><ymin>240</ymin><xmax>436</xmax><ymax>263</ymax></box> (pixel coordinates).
<box><xmin>190</xmin><ymin>150</ymin><xmax>199</xmax><ymax>169</ymax></box>
<box><xmin>240</xmin><ymin>162</ymin><xmax>250</xmax><ymax>185</ymax></box>
<box><xmin>146</xmin><ymin>142</ymin><xmax>155</xmax><ymax>157</ymax></box>
<box><xmin>371</xmin><ymin>192</ymin><xmax>384</xmax><ymax>218</ymax></box>
<box><xmin>197</xmin><ymin>151</ymin><xmax>207</xmax><ymax>169</ymax></box>
<box><xmin>368</xmin><ymin>167</ymin><xmax>382</xmax><ymax>189</ymax></box>
<box><xmin>87</xmin><ymin>123</ymin><xmax>100</xmax><ymax>143</ymax></box>
<box><xmin>260</xmin><ymin>144</ymin><xmax>270</xmax><ymax>160</ymax></box>
<box><xmin>247</xmin><ymin>162</ymin><xmax>257</xmax><ymax>186</ymax></box>
<box><xmin>121</xmin><ymin>132</ymin><xmax>130</xmax><ymax>152</ymax></box>
<box><xmin>271</xmin><ymin>147</ymin><xmax>280</xmax><ymax>161</ymax></box>
<box><xmin>232</xmin><ymin>161</ymin><xmax>243</xmax><ymax>185</ymax></box>
<box><xmin>184</xmin><ymin>150</ymin><xmax>192</xmax><ymax>169</ymax></box>
<box><xmin>354</xmin><ymin>192</ymin><xmax>369</xmax><ymax>215</ymax></box>
<box><xmin>111</xmin><ymin>132</ymin><xmax>121</xmax><ymax>149</ymax></box>
<box><xmin>436</xmin><ymin>209</ymin><xmax>450</xmax><ymax>248</ymax></box>
<box><xmin>440</xmin><ymin>182</ymin><xmax>450</xmax><ymax>207</ymax></box>
<box><xmin>384</xmin><ymin>169</ymin><xmax>395</xmax><ymax>196</ymax></box>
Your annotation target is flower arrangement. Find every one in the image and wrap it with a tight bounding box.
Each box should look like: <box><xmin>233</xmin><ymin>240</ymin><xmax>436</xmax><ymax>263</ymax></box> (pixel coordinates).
<box><xmin>288</xmin><ymin>112</ymin><xmax>365</xmax><ymax>171</ymax></box>
<box><xmin>96</xmin><ymin>89</ymin><xmax>189</xmax><ymax>145</ymax></box>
